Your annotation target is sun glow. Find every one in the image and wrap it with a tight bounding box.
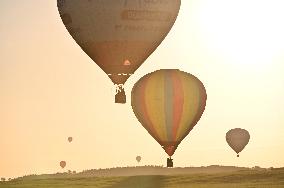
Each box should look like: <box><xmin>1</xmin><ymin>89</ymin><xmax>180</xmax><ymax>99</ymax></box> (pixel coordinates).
<box><xmin>2</xmin><ymin>0</ymin><xmax>284</xmax><ymax>179</ymax></box>
<box><xmin>198</xmin><ymin>0</ymin><xmax>284</xmax><ymax>69</ymax></box>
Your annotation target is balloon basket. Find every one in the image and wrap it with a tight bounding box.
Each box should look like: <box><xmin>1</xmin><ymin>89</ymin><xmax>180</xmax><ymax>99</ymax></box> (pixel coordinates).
<box><xmin>115</xmin><ymin>86</ymin><xmax>126</xmax><ymax>104</ymax></box>
<box><xmin>167</xmin><ymin>157</ymin><xmax>173</xmax><ymax>168</ymax></box>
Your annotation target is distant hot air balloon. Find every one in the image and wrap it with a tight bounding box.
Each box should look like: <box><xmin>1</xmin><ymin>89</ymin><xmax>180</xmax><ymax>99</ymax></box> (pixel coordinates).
<box><xmin>57</xmin><ymin>0</ymin><xmax>181</xmax><ymax>103</ymax></box>
<box><xmin>226</xmin><ymin>128</ymin><xmax>250</xmax><ymax>157</ymax></box>
<box><xmin>68</xmin><ymin>137</ymin><xmax>73</xmax><ymax>143</ymax></box>
<box><xmin>60</xmin><ymin>161</ymin><xmax>66</xmax><ymax>169</ymax></box>
<box><xmin>136</xmin><ymin>156</ymin><xmax>142</xmax><ymax>163</ymax></box>
<box><xmin>131</xmin><ymin>69</ymin><xmax>207</xmax><ymax>166</ymax></box>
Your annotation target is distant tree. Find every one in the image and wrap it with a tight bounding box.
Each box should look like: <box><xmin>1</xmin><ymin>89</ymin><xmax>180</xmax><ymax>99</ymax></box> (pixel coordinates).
<box><xmin>1</xmin><ymin>178</ymin><xmax>5</xmax><ymax>181</ymax></box>
<box><xmin>72</xmin><ymin>171</ymin><xmax>76</xmax><ymax>174</ymax></box>
<box><xmin>68</xmin><ymin>170</ymin><xmax>72</xmax><ymax>174</ymax></box>
<box><xmin>8</xmin><ymin>178</ymin><xmax>11</xmax><ymax>181</ymax></box>
<box><xmin>253</xmin><ymin>166</ymin><xmax>261</xmax><ymax>170</ymax></box>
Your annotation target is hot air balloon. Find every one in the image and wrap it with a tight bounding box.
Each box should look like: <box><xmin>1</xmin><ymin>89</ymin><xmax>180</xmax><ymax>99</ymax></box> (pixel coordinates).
<box><xmin>68</xmin><ymin>137</ymin><xmax>73</xmax><ymax>143</ymax></box>
<box><xmin>136</xmin><ymin>156</ymin><xmax>142</xmax><ymax>163</ymax></box>
<box><xmin>60</xmin><ymin>161</ymin><xmax>66</xmax><ymax>169</ymax></box>
<box><xmin>226</xmin><ymin>128</ymin><xmax>250</xmax><ymax>157</ymax></box>
<box><xmin>131</xmin><ymin>69</ymin><xmax>207</xmax><ymax>167</ymax></box>
<box><xmin>57</xmin><ymin>0</ymin><xmax>181</xmax><ymax>103</ymax></box>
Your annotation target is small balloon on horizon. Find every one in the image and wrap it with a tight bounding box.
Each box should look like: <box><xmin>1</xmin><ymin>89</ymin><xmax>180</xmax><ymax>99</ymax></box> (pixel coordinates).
<box><xmin>226</xmin><ymin>128</ymin><xmax>250</xmax><ymax>157</ymax></box>
<box><xmin>136</xmin><ymin>156</ymin><xmax>142</xmax><ymax>163</ymax></box>
<box><xmin>60</xmin><ymin>161</ymin><xmax>66</xmax><ymax>169</ymax></box>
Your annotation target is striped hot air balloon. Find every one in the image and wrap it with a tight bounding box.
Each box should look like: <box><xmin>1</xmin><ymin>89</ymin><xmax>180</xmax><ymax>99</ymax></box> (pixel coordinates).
<box><xmin>131</xmin><ymin>69</ymin><xmax>207</xmax><ymax>157</ymax></box>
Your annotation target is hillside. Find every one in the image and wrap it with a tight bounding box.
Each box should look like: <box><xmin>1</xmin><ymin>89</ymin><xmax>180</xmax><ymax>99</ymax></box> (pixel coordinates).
<box><xmin>1</xmin><ymin>166</ymin><xmax>283</xmax><ymax>188</ymax></box>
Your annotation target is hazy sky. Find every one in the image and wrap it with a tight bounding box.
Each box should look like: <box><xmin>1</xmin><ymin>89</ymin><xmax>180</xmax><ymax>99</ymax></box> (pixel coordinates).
<box><xmin>1</xmin><ymin>0</ymin><xmax>284</xmax><ymax>178</ymax></box>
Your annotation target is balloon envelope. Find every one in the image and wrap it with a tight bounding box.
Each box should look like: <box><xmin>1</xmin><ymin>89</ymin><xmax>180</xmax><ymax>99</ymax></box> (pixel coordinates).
<box><xmin>57</xmin><ymin>0</ymin><xmax>181</xmax><ymax>103</ymax></box>
<box><xmin>136</xmin><ymin>156</ymin><xmax>142</xmax><ymax>163</ymax></box>
<box><xmin>226</xmin><ymin>128</ymin><xmax>250</xmax><ymax>155</ymax></box>
<box><xmin>60</xmin><ymin>161</ymin><xmax>66</xmax><ymax>169</ymax></box>
<box><xmin>131</xmin><ymin>69</ymin><xmax>207</xmax><ymax>156</ymax></box>
<box><xmin>68</xmin><ymin>137</ymin><xmax>73</xmax><ymax>143</ymax></box>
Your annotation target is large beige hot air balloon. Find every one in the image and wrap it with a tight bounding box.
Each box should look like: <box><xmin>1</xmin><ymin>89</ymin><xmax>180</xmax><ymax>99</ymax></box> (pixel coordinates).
<box><xmin>131</xmin><ymin>69</ymin><xmax>207</xmax><ymax>167</ymax></box>
<box><xmin>226</xmin><ymin>128</ymin><xmax>250</xmax><ymax>157</ymax></box>
<box><xmin>57</xmin><ymin>0</ymin><xmax>181</xmax><ymax>103</ymax></box>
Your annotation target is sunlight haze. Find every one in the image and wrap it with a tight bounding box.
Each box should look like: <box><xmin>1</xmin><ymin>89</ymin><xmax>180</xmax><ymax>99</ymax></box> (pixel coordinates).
<box><xmin>1</xmin><ymin>0</ymin><xmax>284</xmax><ymax>178</ymax></box>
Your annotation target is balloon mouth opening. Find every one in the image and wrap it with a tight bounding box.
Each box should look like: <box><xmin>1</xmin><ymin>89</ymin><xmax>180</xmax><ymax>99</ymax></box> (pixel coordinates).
<box><xmin>162</xmin><ymin>144</ymin><xmax>178</xmax><ymax>157</ymax></box>
<box><xmin>115</xmin><ymin>84</ymin><xmax>126</xmax><ymax>104</ymax></box>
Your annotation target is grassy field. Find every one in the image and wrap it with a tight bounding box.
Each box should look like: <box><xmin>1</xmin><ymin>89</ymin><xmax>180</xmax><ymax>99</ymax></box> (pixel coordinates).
<box><xmin>1</xmin><ymin>167</ymin><xmax>284</xmax><ymax>188</ymax></box>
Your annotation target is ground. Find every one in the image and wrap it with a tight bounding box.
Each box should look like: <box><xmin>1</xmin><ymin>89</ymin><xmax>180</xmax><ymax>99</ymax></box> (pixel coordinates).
<box><xmin>1</xmin><ymin>166</ymin><xmax>283</xmax><ymax>188</ymax></box>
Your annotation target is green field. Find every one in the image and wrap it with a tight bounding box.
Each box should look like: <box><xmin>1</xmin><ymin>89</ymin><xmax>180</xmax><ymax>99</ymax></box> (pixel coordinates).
<box><xmin>1</xmin><ymin>167</ymin><xmax>284</xmax><ymax>188</ymax></box>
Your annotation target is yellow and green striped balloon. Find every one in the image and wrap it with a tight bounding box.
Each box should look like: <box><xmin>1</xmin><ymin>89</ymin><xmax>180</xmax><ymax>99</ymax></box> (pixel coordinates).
<box><xmin>131</xmin><ymin>69</ymin><xmax>207</xmax><ymax>156</ymax></box>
